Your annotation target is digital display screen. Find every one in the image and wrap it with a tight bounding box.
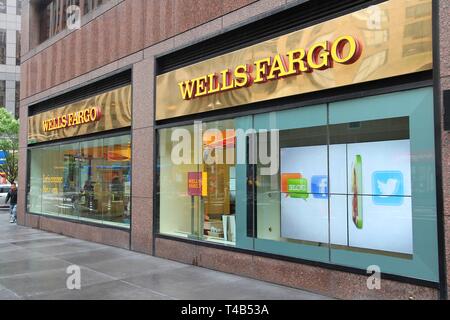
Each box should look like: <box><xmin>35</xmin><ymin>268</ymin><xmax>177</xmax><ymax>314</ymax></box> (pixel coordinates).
<box><xmin>280</xmin><ymin>139</ymin><xmax>412</xmax><ymax>255</ymax></box>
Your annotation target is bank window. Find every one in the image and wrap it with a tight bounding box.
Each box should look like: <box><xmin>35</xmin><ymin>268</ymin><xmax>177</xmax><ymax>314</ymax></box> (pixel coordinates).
<box><xmin>28</xmin><ymin>134</ymin><xmax>131</xmax><ymax>228</ymax></box>
<box><xmin>158</xmin><ymin>119</ymin><xmax>237</xmax><ymax>245</ymax></box>
<box><xmin>255</xmin><ymin>118</ymin><xmax>411</xmax><ymax>255</ymax></box>
<box><xmin>158</xmin><ymin>87</ymin><xmax>439</xmax><ymax>281</ymax></box>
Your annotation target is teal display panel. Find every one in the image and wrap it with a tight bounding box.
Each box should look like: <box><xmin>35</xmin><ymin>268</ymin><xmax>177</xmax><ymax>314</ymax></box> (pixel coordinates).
<box><xmin>328</xmin><ymin>87</ymin><xmax>439</xmax><ymax>282</ymax></box>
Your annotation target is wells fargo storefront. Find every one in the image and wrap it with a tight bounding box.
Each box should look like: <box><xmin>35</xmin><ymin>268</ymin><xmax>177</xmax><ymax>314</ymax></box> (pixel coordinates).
<box><xmin>27</xmin><ymin>85</ymin><xmax>132</xmax><ymax>229</ymax></box>
<box><xmin>154</xmin><ymin>0</ymin><xmax>445</xmax><ymax>297</ymax></box>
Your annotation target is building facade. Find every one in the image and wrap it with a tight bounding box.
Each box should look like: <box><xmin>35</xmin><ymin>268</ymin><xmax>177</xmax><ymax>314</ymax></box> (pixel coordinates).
<box><xmin>18</xmin><ymin>0</ymin><xmax>450</xmax><ymax>300</ymax></box>
<box><xmin>0</xmin><ymin>0</ymin><xmax>21</xmax><ymax>118</ymax></box>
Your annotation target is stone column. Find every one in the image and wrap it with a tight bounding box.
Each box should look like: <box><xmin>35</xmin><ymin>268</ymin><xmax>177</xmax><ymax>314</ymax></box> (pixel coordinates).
<box><xmin>130</xmin><ymin>57</ymin><xmax>155</xmax><ymax>254</ymax></box>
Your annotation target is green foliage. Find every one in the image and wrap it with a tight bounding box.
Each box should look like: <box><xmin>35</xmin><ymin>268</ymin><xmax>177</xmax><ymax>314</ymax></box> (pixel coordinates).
<box><xmin>0</xmin><ymin>108</ymin><xmax>19</xmax><ymax>184</ymax></box>
<box><xmin>0</xmin><ymin>108</ymin><xmax>19</xmax><ymax>136</ymax></box>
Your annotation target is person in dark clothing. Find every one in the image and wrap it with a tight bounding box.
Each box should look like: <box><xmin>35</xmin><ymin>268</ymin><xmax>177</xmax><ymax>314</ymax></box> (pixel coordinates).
<box><xmin>5</xmin><ymin>182</ymin><xmax>17</xmax><ymax>224</ymax></box>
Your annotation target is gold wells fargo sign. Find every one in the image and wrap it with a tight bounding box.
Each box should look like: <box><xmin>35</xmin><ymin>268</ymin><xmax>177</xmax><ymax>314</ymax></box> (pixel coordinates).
<box><xmin>28</xmin><ymin>85</ymin><xmax>132</xmax><ymax>144</ymax></box>
<box><xmin>178</xmin><ymin>36</ymin><xmax>362</xmax><ymax>100</ymax></box>
<box><xmin>156</xmin><ymin>0</ymin><xmax>433</xmax><ymax>120</ymax></box>
<box><xmin>42</xmin><ymin>107</ymin><xmax>102</xmax><ymax>132</ymax></box>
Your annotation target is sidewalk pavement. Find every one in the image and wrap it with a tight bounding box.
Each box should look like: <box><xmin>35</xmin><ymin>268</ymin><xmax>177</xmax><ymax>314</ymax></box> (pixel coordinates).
<box><xmin>0</xmin><ymin>210</ymin><xmax>330</xmax><ymax>300</ymax></box>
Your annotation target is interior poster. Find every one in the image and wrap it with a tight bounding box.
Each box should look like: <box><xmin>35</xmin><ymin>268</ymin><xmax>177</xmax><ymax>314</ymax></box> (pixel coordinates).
<box><xmin>280</xmin><ymin>139</ymin><xmax>413</xmax><ymax>255</ymax></box>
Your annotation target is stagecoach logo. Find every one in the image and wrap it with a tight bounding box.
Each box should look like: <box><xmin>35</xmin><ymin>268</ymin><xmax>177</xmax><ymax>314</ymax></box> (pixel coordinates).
<box><xmin>177</xmin><ymin>35</ymin><xmax>362</xmax><ymax>101</ymax></box>
<box><xmin>42</xmin><ymin>107</ymin><xmax>102</xmax><ymax>132</ymax></box>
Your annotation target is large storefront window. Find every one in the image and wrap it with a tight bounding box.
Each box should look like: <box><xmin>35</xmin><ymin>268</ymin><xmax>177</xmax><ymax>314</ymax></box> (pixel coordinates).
<box><xmin>158</xmin><ymin>87</ymin><xmax>439</xmax><ymax>282</ymax></box>
<box><xmin>159</xmin><ymin>120</ymin><xmax>237</xmax><ymax>245</ymax></box>
<box><xmin>28</xmin><ymin>134</ymin><xmax>131</xmax><ymax>228</ymax></box>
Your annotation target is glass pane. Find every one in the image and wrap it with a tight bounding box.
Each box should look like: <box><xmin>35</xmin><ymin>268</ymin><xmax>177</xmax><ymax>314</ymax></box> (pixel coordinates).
<box><xmin>60</xmin><ymin>142</ymin><xmax>80</xmax><ymax>219</ymax></box>
<box><xmin>234</xmin><ymin>115</ymin><xmax>253</xmax><ymax>250</ymax></box>
<box><xmin>252</xmin><ymin>105</ymin><xmax>330</xmax><ymax>262</ymax></box>
<box><xmin>16</xmin><ymin>0</ymin><xmax>21</xmax><ymax>15</ymax></box>
<box><xmin>328</xmin><ymin>87</ymin><xmax>439</xmax><ymax>282</ymax></box>
<box><xmin>79</xmin><ymin>138</ymin><xmax>104</xmax><ymax>222</ymax></box>
<box><xmin>0</xmin><ymin>29</ymin><xmax>5</xmax><ymax>65</ymax></box>
<box><xmin>158</xmin><ymin>120</ymin><xmax>238</xmax><ymax>246</ymax></box>
<box><xmin>27</xmin><ymin>135</ymin><xmax>131</xmax><ymax>228</ymax></box>
<box><xmin>102</xmin><ymin>135</ymin><xmax>131</xmax><ymax>227</ymax></box>
<box><xmin>40</xmin><ymin>145</ymin><xmax>63</xmax><ymax>217</ymax></box>
<box><xmin>159</xmin><ymin>124</ymin><xmax>201</xmax><ymax>239</ymax></box>
<box><xmin>28</xmin><ymin>148</ymin><xmax>43</xmax><ymax>214</ymax></box>
<box><xmin>84</xmin><ymin>0</ymin><xmax>108</xmax><ymax>14</ymax></box>
<box><xmin>257</xmin><ymin>126</ymin><xmax>329</xmax><ymax>244</ymax></box>
<box><xmin>328</xmin><ymin>118</ymin><xmax>412</xmax><ymax>255</ymax></box>
<box><xmin>16</xmin><ymin>31</ymin><xmax>20</xmax><ymax>66</ymax></box>
<box><xmin>200</xmin><ymin>119</ymin><xmax>236</xmax><ymax>245</ymax></box>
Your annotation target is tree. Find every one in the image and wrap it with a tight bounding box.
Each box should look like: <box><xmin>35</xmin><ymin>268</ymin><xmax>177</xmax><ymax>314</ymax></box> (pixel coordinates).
<box><xmin>0</xmin><ymin>108</ymin><xmax>19</xmax><ymax>184</ymax></box>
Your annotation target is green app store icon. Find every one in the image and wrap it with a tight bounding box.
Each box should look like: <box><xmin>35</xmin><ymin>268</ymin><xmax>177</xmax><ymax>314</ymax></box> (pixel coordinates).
<box><xmin>287</xmin><ymin>178</ymin><xmax>309</xmax><ymax>199</ymax></box>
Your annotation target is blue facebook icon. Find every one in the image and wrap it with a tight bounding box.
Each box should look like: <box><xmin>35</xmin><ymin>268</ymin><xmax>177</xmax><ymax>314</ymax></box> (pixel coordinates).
<box><xmin>311</xmin><ymin>175</ymin><xmax>328</xmax><ymax>199</ymax></box>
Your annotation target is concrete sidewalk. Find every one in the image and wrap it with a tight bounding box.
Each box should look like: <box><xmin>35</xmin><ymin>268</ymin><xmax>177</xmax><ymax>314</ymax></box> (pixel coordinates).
<box><xmin>0</xmin><ymin>210</ymin><xmax>329</xmax><ymax>300</ymax></box>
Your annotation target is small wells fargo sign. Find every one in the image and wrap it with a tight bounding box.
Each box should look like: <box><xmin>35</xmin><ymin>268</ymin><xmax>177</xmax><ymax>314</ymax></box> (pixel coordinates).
<box><xmin>42</xmin><ymin>107</ymin><xmax>102</xmax><ymax>132</ymax></box>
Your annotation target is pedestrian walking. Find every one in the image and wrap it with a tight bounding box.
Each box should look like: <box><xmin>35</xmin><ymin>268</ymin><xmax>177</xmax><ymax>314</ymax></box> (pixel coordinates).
<box><xmin>5</xmin><ymin>182</ymin><xmax>17</xmax><ymax>224</ymax></box>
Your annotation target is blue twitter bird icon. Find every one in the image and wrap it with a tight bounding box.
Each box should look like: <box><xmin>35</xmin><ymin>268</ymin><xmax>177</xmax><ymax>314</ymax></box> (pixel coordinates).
<box><xmin>372</xmin><ymin>171</ymin><xmax>404</xmax><ymax>206</ymax></box>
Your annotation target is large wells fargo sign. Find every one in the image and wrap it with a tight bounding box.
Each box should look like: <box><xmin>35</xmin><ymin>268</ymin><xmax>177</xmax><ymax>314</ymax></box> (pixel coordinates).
<box><xmin>156</xmin><ymin>0</ymin><xmax>433</xmax><ymax>120</ymax></box>
<box><xmin>28</xmin><ymin>85</ymin><xmax>132</xmax><ymax>144</ymax></box>
<box><xmin>178</xmin><ymin>36</ymin><xmax>362</xmax><ymax>101</ymax></box>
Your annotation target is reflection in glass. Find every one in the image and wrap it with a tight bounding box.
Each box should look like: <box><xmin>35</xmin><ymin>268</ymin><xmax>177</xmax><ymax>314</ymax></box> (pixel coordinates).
<box><xmin>79</xmin><ymin>138</ymin><xmax>103</xmax><ymax>221</ymax></box>
<box><xmin>39</xmin><ymin>145</ymin><xmax>64</xmax><ymax>217</ymax></box>
<box><xmin>256</xmin><ymin>125</ymin><xmax>329</xmax><ymax>246</ymax></box>
<box><xmin>102</xmin><ymin>135</ymin><xmax>131</xmax><ymax>226</ymax></box>
<box><xmin>159</xmin><ymin>125</ymin><xmax>199</xmax><ymax>238</ymax></box>
<box><xmin>158</xmin><ymin>120</ymin><xmax>237</xmax><ymax>245</ymax></box>
<box><xmin>27</xmin><ymin>134</ymin><xmax>131</xmax><ymax>227</ymax></box>
<box><xmin>201</xmin><ymin>120</ymin><xmax>236</xmax><ymax>244</ymax></box>
<box><xmin>60</xmin><ymin>142</ymin><xmax>80</xmax><ymax>218</ymax></box>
